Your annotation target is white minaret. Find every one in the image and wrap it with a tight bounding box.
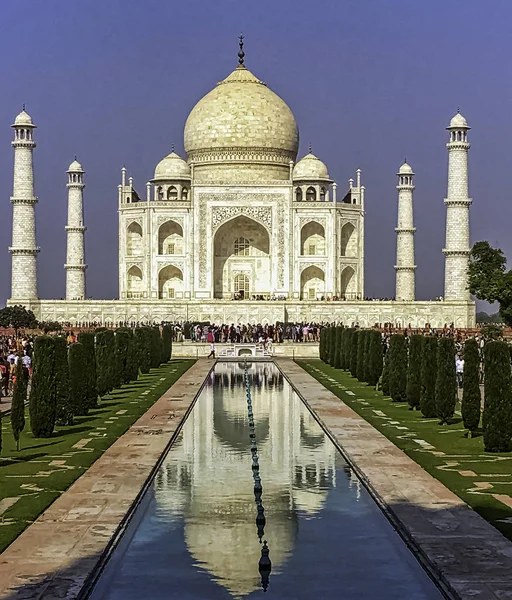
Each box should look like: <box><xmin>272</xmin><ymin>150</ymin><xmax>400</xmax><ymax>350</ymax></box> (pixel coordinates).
<box><xmin>65</xmin><ymin>158</ymin><xmax>87</xmax><ymax>300</ymax></box>
<box><xmin>395</xmin><ymin>161</ymin><xmax>416</xmax><ymax>301</ymax></box>
<box><xmin>9</xmin><ymin>108</ymin><xmax>39</xmax><ymax>300</ymax></box>
<box><xmin>443</xmin><ymin>111</ymin><xmax>471</xmax><ymax>301</ymax></box>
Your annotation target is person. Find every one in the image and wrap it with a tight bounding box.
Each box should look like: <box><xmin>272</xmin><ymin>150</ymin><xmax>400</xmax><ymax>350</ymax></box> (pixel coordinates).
<box><xmin>208</xmin><ymin>341</ymin><xmax>215</xmax><ymax>359</ymax></box>
<box><xmin>456</xmin><ymin>354</ymin><xmax>464</xmax><ymax>389</ymax></box>
<box><xmin>0</xmin><ymin>359</ymin><xmax>6</xmax><ymax>399</ymax></box>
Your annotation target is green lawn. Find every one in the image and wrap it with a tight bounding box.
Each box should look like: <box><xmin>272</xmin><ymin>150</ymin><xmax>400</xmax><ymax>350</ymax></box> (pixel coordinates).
<box><xmin>0</xmin><ymin>359</ymin><xmax>194</xmax><ymax>553</ymax></box>
<box><xmin>298</xmin><ymin>359</ymin><xmax>512</xmax><ymax>542</ymax></box>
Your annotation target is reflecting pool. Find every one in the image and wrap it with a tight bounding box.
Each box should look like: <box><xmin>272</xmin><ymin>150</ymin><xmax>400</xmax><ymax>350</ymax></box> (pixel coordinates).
<box><xmin>88</xmin><ymin>362</ymin><xmax>443</xmax><ymax>599</ymax></box>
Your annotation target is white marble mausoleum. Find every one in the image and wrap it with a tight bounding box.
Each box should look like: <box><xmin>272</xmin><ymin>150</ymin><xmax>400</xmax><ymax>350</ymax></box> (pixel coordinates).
<box><xmin>7</xmin><ymin>42</ymin><xmax>476</xmax><ymax>327</ymax></box>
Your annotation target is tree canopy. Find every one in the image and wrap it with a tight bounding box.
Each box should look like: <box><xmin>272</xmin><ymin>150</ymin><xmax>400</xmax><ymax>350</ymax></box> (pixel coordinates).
<box><xmin>469</xmin><ymin>241</ymin><xmax>512</xmax><ymax>326</ymax></box>
<box><xmin>0</xmin><ymin>305</ymin><xmax>37</xmax><ymax>331</ymax></box>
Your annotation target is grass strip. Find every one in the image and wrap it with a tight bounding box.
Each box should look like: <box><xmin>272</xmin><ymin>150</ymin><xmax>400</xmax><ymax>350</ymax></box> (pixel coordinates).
<box><xmin>298</xmin><ymin>359</ymin><xmax>512</xmax><ymax>542</ymax></box>
<box><xmin>0</xmin><ymin>359</ymin><xmax>194</xmax><ymax>552</ymax></box>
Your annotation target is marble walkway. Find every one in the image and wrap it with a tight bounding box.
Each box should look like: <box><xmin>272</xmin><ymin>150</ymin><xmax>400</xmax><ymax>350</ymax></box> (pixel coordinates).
<box><xmin>0</xmin><ymin>359</ymin><xmax>212</xmax><ymax>600</ymax></box>
<box><xmin>278</xmin><ymin>359</ymin><xmax>512</xmax><ymax>600</ymax></box>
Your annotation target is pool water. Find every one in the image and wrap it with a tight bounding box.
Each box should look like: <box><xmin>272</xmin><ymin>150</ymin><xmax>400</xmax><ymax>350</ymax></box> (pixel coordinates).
<box><xmin>88</xmin><ymin>362</ymin><xmax>443</xmax><ymax>599</ymax></box>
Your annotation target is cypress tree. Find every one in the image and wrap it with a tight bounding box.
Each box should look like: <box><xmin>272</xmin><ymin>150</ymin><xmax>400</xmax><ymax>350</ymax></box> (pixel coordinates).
<box><xmin>381</xmin><ymin>347</ymin><xmax>390</xmax><ymax>395</ymax></box>
<box><xmin>126</xmin><ymin>329</ymin><xmax>139</xmax><ymax>382</ymax></box>
<box><xmin>350</xmin><ymin>329</ymin><xmax>359</xmax><ymax>378</ymax></box>
<box><xmin>363</xmin><ymin>330</ymin><xmax>372</xmax><ymax>382</ymax></box>
<box><xmin>319</xmin><ymin>328</ymin><xmax>326</xmax><ymax>362</ymax></box>
<box><xmin>406</xmin><ymin>334</ymin><xmax>423</xmax><ymax>410</ymax></box>
<box><xmin>162</xmin><ymin>324</ymin><xmax>173</xmax><ymax>363</ymax></box>
<box><xmin>114</xmin><ymin>329</ymin><xmax>131</xmax><ymax>387</ymax></box>
<box><xmin>68</xmin><ymin>342</ymin><xmax>89</xmax><ymax>416</ymax></box>
<box><xmin>77</xmin><ymin>332</ymin><xmax>98</xmax><ymax>409</ymax></box>
<box><xmin>54</xmin><ymin>336</ymin><xmax>73</xmax><ymax>426</ymax></box>
<box><xmin>150</xmin><ymin>327</ymin><xmax>162</xmax><ymax>369</ymax></box>
<box><xmin>135</xmin><ymin>328</ymin><xmax>151</xmax><ymax>374</ymax></box>
<box><xmin>483</xmin><ymin>340</ymin><xmax>512</xmax><ymax>452</ymax></box>
<box><xmin>339</xmin><ymin>328</ymin><xmax>346</xmax><ymax>370</ymax></box>
<box><xmin>333</xmin><ymin>327</ymin><xmax>343</xmax><ymax>369</ymax></box>
<box><xmin>462</xmin><ymin>338</ymin><xmax>481</xmax><ymax>437</ymax></box>
<box><xmin>11</xmin><ymin>358</ymin><xmax>27</xmax><ymax>450</ymax></box>
<box><xmin>96</xmin><ymin>330</ymin><xmax>115</xmax><ymax>397</ymax></box>
<box><xmin>389</xmin><ymin>334</ymin><xmax>407</xmax><ymax>402</ymax></box>
<box><xmin>368</xmin><ymin>330</ymin><xmax>383</xmax><ymax>387</ymax></box>
<box><xmin>329</xmin><ymin>325</ymin><xmax>337</xmax><ymax>367</ymax></box>
<box><xmin>435</xmin><ymin>337</ymin><xmax>457</xmax><ymax>425</ymax></box>
<box><xmin>420</xmin><ymin>336</ymin><xmax>438</xmax><ymax>417</ymax></box>
<box><xmin>343</xmin><ymin>328</ymin><xmax>354</xmax><ymax>370</ymax></box>
<box><xmin>356</xmin><ymin>330</ymin><xmax>366</xmax><ymax>381</ymax></box>
<box><xmin>29</xmin><ymin>336</ymin><xmax>57</xmax><ymax>438</ymax></box>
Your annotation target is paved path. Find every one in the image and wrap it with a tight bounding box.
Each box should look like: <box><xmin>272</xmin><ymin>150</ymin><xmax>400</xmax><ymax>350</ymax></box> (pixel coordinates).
<box><xmin>0</xmin><ymin>359</ymin><xmax>212</xmax><ymax>600</ymax></box>
<box><xmin>0</xmin><ymin>396</ymin><xmax>13</xmax><ymax>414</ymax></box>
<box><xmin>278</xmin><ymin>359</ymin><xmax>512</xmax><ymax>600</ymax></box>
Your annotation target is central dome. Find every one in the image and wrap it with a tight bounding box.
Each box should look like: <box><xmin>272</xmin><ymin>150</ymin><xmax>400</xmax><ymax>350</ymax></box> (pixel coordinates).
<box><xmin>184</xmin><ymin>64</ymin><xmax>299</xmax><ymax>182</ymax></box>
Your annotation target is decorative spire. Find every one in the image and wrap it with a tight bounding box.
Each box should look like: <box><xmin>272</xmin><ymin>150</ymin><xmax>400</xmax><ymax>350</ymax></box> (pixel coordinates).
<box><xmin>171</xmin><ymin>143</ymin><xmax>174</xmax><ymax>152</ymax></box>
<box><xmin>457</xmin><ymin>106</ymin><xmax>460</xmax><ymax>113</ymax></box>
<box><xmin>238</xmin><ymin>34</ymin><xmax>245</xmax><ymax>66</ymax></box>
<box><xmin>75</xmin><ymin>155</ymin><xmax>78</xmax><ymax>161</ymax></box>
<box><xmin>308</xmin><ymin>143</ymin><xmax>312</xmax><ymax>154</ymax></box>
<box><xmin>22</xmin><ymin>103</ymin><xmax>25</xmax><ymax>111</ymax></box>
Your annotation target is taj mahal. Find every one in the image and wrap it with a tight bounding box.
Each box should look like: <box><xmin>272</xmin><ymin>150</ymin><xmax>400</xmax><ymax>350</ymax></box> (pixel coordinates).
<box><xmin>7</xmin><ymin>41</ymin><xmax>475</xmax><ymax>327</ymax></box>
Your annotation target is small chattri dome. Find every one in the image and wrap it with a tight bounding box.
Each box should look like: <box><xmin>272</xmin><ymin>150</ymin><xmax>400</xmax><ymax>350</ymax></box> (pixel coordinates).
<box><xmin>293</xmin><ymin>152</ymin><xmax>330</xmax><ymax>180</ymax></box>
<box><xmin>154</xmin><ymin>151</ymin><xmax>191</xmax><ymax>181</ymax></box>
<box><xmin>13</xmin><ymin>109</ymin><xmax>34</xmax><ymax>127</ymax></box>
<box><xmin>398</xmin><ymin>161</ymin><xmax>413</xmax><ymax>174</ymax></box>
<box><xmin>68</xmin><ymin>158</ymin><xmax>84</xmax><ymax>172</ymax></box>
<box><xmin>448</xmin><ymin>111</ymin><xmax>469</xmax><ymax>128</ymax></box>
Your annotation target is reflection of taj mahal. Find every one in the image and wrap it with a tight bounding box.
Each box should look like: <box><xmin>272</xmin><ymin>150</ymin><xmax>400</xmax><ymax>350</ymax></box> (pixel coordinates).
<box><xmin>8</xmin><ymin>40</ymin><xmax>475</xmax><ymax>327</ymax></box>
<box><xmin>154</xmin><ymin>363</ymin><xmax>338</xmax><ymax>597</ymax></box>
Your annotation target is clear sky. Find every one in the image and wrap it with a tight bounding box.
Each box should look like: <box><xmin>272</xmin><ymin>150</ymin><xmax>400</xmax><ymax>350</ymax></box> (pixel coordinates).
<box><xmin>0</xmin><ymin>0</ymin><xmax>509</xmax><ymax>306</ymax></box>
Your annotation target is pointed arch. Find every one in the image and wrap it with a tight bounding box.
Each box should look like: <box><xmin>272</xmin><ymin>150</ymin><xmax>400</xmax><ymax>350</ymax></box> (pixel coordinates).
<box><xmin>300</xmin><ymin>265</ymin><xmax>325</xmax><ymax>300</ymax></box>
<box><xmin>127</xmin><ymin>222</ymin><xmax>143</xmax><ymax>256</ymax></box>
<box><xmin>300</xmin><ymin>221</ymin><xmax>325</xmax><ymax>256</ymax></box>
<box><xmin>158</xmin><ymin>265</ymin><xmax>183</xmax><ymax>299</ymax></box>
<box><xmin>158</xmin><ymin>220</ymin><xmax>183</xmax><ymax>255</ymax></box>
<box><xmin>340</xmin><ymin>266</ymin><xmax>356</xmax><ymax>299</ymax></box>
<box><xmin>306</xmin><ymin>186</ymin><xmax>316</xmax><ymax>201</ymax></box>
<box><xmin>127</xmin><ymin>265</ymin><xmax>143</xmax><ymax>297</ymax></box>
<box><xmin>340</xmin><ymin>222</ymin><xmax>357</xmax><ymax>257</ymax></box>
<box><xmin>167</xmin><ymin>185</ymin><xmax>178</xmax><ymax>201</ymax></box>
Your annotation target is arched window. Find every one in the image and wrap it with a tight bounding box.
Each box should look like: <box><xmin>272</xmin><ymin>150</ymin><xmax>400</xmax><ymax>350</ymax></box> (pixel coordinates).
<box><xmin>234</xmin><ymin>274</ymin><xmax>250</xmax><ymax>295</ymax></box>
<box><xmin>234</xmin><ymin>237</ymin><xmax>250</xmax><ymax>256</ymax></box>
<box><xmin>167</xmin><ymin>186</ymin><xmax>178</xmax><ymax>201</ymax></box>
<box><xmin>127</xmin><ymin>222</ymin><xmax>143</xmax><ymax>256</ymax></box>
<box><xmin>295</xmin><ymin>187</ymin><xmax>303</xmax><ymax>201</ymax></box>
<box><xmin>181</xmin><ymin>187</ymin><xmax>189</xmax><ymax>201</ymax></box>
<box><xmin>320</xmin><ymin>187</ymin><xmax>326</xmax><ymax>201</ymax></box>
<box><xmin>306</xmin><ymin>186</ymin><xmax>316</xmax><ymax>201</ymax></box>
<box><xmin>157</xmin><ymin>186</ymin><xmax>163</xmax><ymax>201</ymax></box>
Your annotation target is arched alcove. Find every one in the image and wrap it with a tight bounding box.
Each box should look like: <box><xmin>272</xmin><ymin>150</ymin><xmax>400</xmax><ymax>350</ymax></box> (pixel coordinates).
<box><xmin>158</xmin><ymin>220</ymin><xmax>184</xmax><ymax>255</ymax></box>
<box><xmin>340</xmin><ymin>266</ymin><xmax>356</xmax><ymax>299</ymax></box>
<box><xmin>158</xmin><ymin>265</ymin><xmax>183</xmax><ymax>299</ymax></box>
<box><xmin>306</xmin><ymin>186</ymin><xmax>316</xmax><ymax>201</ymax></box>
<box><xmin>213</xmin><ymin>215</ymin><xmax>270</xmax><ymax>299</ymax></box>
<box><xmin>300</xmin><ymin>265</ymin><xmax>325</xmax><ymax>300</ymax></box>
<box><xmin>300</xmin><ymin>222</ymin><xmax>325</xmax><ymax>256</ymax></box>
<box><xmin>167</xmin><ymin>186</ymin><xmax>178</xmax><ymax>201</ymax></box>
<box><xmin>127</xmin><ymin>265</ymin><xmax>143</xmax><ymax>297</ymax></box>
<box><xmin>340</xmin><ymin>223</ymin><xmax>357</xmax><ymax>257</ymax></box>
<box><xmin>127</xmin><ymin>222</ymin><xmax>143</xmax><ymax>256</ymax></box>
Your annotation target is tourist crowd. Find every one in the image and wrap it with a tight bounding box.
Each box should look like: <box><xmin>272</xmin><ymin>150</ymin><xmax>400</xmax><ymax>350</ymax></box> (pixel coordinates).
<box><xmin>0</xmin><ymin>336</ymin><xmax>34</xmax><ymax>399</ymax></box>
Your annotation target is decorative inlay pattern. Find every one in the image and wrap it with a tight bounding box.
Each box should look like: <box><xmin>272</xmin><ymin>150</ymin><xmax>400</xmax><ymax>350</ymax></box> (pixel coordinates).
<box><xmin>212</xmin><ymin>205</ymin><xmax>272</xmax><ymax>231</ymax></box>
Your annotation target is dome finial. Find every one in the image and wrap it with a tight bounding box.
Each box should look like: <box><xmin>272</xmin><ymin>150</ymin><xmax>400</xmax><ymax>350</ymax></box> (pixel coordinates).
<box><xmin>171</xmin><ymin>143</ymin><xmax>174</xmax><ymax>152</ymax></box>
<box><xmin>457</xmin><ymin>106</ymin><xmax>460</xmax><ymax>113</ymax></box>
<box><xmin>238</xmin><ymin>33</ymin><xmax>245</xmax><ymax>66</ymax></box>
<box><xmin>308</xmin><ymin>143</ymin><xmax>312</xmax><ymax>154</ymax></box>
<box><xmin>22</xmin><ymin>103</ymin><xmax>25</xmax><ymax>111</ymax></box>
<box><xmin>75</xmin><ymin>154</ymin><xmax>78</xmax><ymax>161</ymax></box>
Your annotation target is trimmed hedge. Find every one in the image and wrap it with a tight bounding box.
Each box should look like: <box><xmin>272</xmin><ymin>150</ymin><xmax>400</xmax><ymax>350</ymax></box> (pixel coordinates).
<box><xmin>11</xmin><ymin>358</ymin><xmax>27</xmax><ymax>450</ymax></box>
<box><xmin>54</xmin><ymin>336</ymin><xmax>72</xmax><ymax>426</ymax></box>
<box><xmin>389</xmin><ymin>334</ymin><xmax>407</xmax><ymax>402</ymax></box>
<box><xmin>461</xmin><ymin>338</ymin><xmax>481</xmax><ymax>436</ymax></box>
<box><xmin>406</xmin><ymin>334</ymin><xmax>422</xmax><ymax>410</ymax></box>
<box><xmin>420</xmin><ymin>337</ymin><xmax>438</xmax><ymax>417</ymax></box>
<box><xmin>96</xmin><ymin>330</ymin><xmax>115</xmax><ymax>397</ymax></box>
<box><xmin>77</xmin><ymin>332</ymin><xmax>98</xmax><ymax>409</ymax></box>
<box><xmin>334</xmin><ymin>326</ymin><xmax>343</xmax><ymax>369</ymax></box>
<box><xmin>435</xmin><ymin>337</ymin><xmax>457</xmax><ymax>425</ymax></box>
<box><xmin>29</xmin><ymin>336</ymin><xmax>57</xmax><ymax>438</ymax></box>
<box><xmin>162</xmin><ymin>324</ymin><xmax>173</xmax><ymax>363</ymax></box>
<box><xmin>483</xmin><ymin>340</ymin><xmax>512</xmax><ymax>452</ymax></box>
<box><xmin>350</xmin><ymin>330</ymin><xmax>359</xmax><ymax>378</ymax></box>
<box><xmin>342</xmin><ymin>328</ymin><xmax>353</xmax><ymax>370</ymax></box>
<box><xmin>381</xmin><ymin>349</ymin><xmax>390</xmax><ymax>395</ymax></box>
<box><xmin>368</xmin><ymin>330</ymin><xmax>383</xmax><ymax>387</ymax></box>
<box><xmin>329</xmin><ymin>325</ymin><xmax>337</xmax><ymax>367</ymax></box>
<box><xmin>69</xmin><ymin>342</ymin><xmax>89</xmax><ymax>416</ymax></box>
<box><xmin>356</xmin><ymin>330</ymin><xmax>366</xmax><ymax>382</ymax></box>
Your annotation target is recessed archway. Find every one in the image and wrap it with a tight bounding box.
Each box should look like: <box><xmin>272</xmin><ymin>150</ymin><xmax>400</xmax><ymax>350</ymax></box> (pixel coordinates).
<box><xmin>340</xmin><ymin>223</ymin><xmax>357</xmax><ymax>257</ymax></box>
<box><xmin>158</xmin><ymin>220</ymin><xmax>183</xmax><ymax>255</ymax></box>
<box><xmin>340</xmin><ymin>266</ymin><xmax>356</xmax><ymax>299</ymax></box>
<box><xmin>127</xmin><ymin>265</ymin><xmax>143</xmax><ymax>297</ymax></box>
<box><xmin>127</xmin><ymin>222</ymin><xmax>143</xmax><ymax>256</ymax></box>
<box><xmin>158</xmin><ymin>265</ymin><xmax>183</xmax><ymax>299</ymax></box>
<box><xmin>300</xmin><ymin>222</ymin><xmax>325</xmax><ymax>256</ymax></box>
<box><xmin>213</xmin><ymin>215</ymin><xmax>270</xmax><ymax>299</ymax></box>
<box><xmin>300</xmin><ymin>265</ymin><xmax>325</xmax><ymax>300</ymax></box>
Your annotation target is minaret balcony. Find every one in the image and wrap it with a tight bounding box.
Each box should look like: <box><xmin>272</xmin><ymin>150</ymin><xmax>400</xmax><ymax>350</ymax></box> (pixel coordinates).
<box><xmin>8</xmin><ymin>247</ymin><xmax>40</xmax><ymax>255</ymax></box>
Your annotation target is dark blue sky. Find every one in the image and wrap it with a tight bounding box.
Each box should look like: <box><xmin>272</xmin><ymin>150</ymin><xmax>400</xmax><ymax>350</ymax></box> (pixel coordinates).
<box><xmin>0</xmin><ymin>0</ymin><xmax>509</xmax><ymax>306</ymax></box>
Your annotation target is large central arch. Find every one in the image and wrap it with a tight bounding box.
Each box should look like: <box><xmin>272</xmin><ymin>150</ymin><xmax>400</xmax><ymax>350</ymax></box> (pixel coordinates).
<box><xmin>213</xmin><ymin>215</ymin><xmax>270</xmax><ymax>299</ymax></box>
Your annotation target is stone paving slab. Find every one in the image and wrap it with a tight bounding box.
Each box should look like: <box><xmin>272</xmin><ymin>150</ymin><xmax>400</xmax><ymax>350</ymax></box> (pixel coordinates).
<box><xmin>0</xmin><ymin>359</ymin><xmax>211</xmax><ymax>599</ymax></box>
<box><xmin>278</xmin><ymin>359</ymin><xmax>512</xmax><ymax>600</ymax></box>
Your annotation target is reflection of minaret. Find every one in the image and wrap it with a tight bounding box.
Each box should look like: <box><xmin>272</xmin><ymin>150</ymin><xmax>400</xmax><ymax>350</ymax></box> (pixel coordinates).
<box><xmin>9</xmin><ymin>108</ymin><xmax>39</xmax><ymax>300</ymax></box>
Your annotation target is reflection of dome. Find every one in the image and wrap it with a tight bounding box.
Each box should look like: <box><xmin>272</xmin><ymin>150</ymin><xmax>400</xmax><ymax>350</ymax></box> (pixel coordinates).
<box><xmin>293</xmin><ymin>152</ymin><xmax>330</xmax><ymax>180</ymax></box>
<box><xmin>448</xmin><ymin>111</ymin><xmax>469</xmax><ymax>128</ymax></box>
<box><xmin>213</xmin><ymin>391</ymin><xmax>269</xmax><ymax>450</ymax></box>
<box><xmin>13</xmin><ymin>109</ymin><xmax>34</xmax><ymax>126</ymax></box>
<box><xmin>154</xmin><ymin>151</ymin><xmax>191</xmax><ymax>180</ymax></box>
<box><xmin>184</xmin><ymin>64</ymin><xmax>299</xmax><ymax>182</ymax></box>
<box><xmin>67</xmin><ymin>159</ymin><xmax>84</xmax><ymax>172</ymax></box>
<box><xmin>398</xmin><ymin>161</ymin><xmax>413</xmax><ymax>174</ymax></box>
<box><xmin>293</xmin><ymin>488</ymin><xmax>328</xmax><ymax>515</ymax></box>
